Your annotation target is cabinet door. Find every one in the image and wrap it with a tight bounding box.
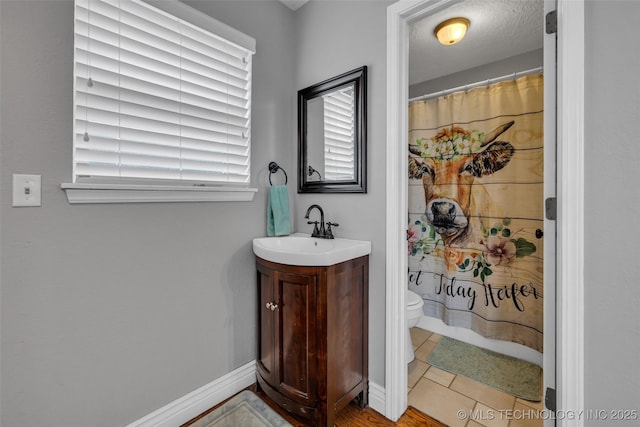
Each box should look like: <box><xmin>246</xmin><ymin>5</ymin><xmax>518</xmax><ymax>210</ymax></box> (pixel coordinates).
<box><xmin>276</xmin><ymin>270</ymin><xmax>318</xmax><ymax>407</ymax></box>
<box><xmin>257</xmin><ymin>263</ymin><xmax>277</xmax><ymax>386</ymax></box>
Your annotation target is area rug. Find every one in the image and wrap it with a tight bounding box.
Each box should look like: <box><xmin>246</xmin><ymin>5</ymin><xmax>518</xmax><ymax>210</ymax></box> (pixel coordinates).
<box><xmin>427</xmin><ymin>336</ymin><xmax>541</xmax><ymax>401</ymax></box>
<box><xmin>190</xmin><ymin>390</ymin><xmax>292</xmax><ymax>427</ymax></box>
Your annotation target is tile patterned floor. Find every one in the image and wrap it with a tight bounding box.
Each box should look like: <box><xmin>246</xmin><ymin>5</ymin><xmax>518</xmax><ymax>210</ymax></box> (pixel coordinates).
<box><xmin>408</xmin><ymin>328</ymin><xmax>543</xmax><ymax>427</ymax></box>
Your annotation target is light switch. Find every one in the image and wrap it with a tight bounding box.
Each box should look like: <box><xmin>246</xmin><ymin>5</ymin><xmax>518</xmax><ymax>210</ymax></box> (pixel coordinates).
<box><xmin>12</xmin><ymin>174</ymin><xmax>41</xmax><ymax>207</ymax></box>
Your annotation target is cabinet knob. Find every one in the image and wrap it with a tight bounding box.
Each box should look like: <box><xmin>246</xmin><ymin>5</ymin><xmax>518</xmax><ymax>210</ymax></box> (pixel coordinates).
<box><xmin>266</xmin><ymin>302</ymin><xmax>278</xmax><ymax>311</ymax></box>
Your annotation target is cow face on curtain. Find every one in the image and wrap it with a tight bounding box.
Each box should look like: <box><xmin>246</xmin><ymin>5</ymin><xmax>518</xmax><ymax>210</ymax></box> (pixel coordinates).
<box><xmin>409</xmin><ymin>121</ymin><xmax>515</xmax><ymax>246</ymax></box>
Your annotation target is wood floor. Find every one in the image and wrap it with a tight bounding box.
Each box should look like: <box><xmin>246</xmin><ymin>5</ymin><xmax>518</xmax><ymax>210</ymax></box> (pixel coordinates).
<box><xmin>182</xmin><ymin>384</ymin><xmax>447</xmax><ymax>427</ymax></box>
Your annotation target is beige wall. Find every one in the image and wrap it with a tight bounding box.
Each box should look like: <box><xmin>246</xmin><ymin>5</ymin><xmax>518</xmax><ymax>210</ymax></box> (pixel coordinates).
<box><xmin>584</xmin><ymin>0</ymin><xmax>640</xmax><ymax>420</ymax></box>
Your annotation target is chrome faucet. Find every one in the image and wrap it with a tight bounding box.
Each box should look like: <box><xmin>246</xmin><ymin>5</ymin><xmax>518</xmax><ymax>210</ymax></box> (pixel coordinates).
<box><xmin>304</xmin><ymin>204</ymin><xmax>339</xmax><ymax>239</ymax></box>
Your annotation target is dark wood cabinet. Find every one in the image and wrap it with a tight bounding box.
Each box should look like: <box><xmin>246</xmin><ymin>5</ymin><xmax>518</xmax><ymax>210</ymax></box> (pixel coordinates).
<box><xmin>255</xmin><ymin>255</ymin><xmax>369</xmax><ymax>427</ymax></box>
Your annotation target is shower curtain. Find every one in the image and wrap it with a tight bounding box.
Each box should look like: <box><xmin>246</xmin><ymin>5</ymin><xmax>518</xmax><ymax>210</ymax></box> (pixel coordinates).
<box><xmin>407</xmin><ymin>74</ymin><xmax>544</xmax><ymax>352</ymax></box>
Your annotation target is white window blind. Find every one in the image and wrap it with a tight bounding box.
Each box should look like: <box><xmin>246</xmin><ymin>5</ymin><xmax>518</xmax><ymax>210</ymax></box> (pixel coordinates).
<box><xmin>322</xmin><ymin>87</ymin><xmax>355</xmax><ymax>180</ymax></box>
<box><xmin>73</xmin><ymin>0</ymin><xmax>254</xmax><ymax>186</ymax></box>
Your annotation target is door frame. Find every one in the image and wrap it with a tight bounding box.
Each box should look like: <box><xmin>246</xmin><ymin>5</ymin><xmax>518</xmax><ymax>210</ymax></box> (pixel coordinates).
<box><xmin>385</xmin><ymin>0</ymin><xmax>585</xmax><ymax>424</ymax></box>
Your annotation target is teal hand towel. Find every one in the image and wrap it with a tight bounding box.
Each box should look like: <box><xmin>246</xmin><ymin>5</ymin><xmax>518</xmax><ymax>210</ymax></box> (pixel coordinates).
<box><xmin>267</xmin><ymin>185</ymin><xmax>291</xmax><ymax>236</ymax></box>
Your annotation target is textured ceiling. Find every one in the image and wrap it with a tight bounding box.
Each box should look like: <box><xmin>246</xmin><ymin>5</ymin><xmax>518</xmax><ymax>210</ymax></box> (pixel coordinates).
<box><xmin>409</xmin><ymin>0</ymin><xmax>544</xmax><ymax>86</ymax></box>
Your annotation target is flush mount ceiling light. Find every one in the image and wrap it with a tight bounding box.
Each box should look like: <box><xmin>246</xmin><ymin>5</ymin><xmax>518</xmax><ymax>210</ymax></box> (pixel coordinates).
<box><xmin>434</xmin><ymin>17</ymin><xmax>470</xmax><ymax>46</ymax></box>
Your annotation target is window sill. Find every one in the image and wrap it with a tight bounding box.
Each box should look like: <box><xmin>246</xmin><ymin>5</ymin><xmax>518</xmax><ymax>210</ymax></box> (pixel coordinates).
<box><xmin>61</xmin><ymin>183</ymin><xmax>258</xmax><ymax>204</ymax></box>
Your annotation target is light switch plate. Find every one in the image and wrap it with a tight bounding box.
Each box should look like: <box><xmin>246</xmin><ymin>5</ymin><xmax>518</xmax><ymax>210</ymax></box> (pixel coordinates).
<box><xmin>13</xmin><ymin>174</ymin><xmax>41</xmax><ymax>207</ymax></box>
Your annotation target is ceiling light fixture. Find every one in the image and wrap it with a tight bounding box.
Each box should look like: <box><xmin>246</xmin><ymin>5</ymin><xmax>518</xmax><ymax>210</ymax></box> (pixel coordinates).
<box><xmin>434</xmin><ymin>17</ymin><xmax>470</xmax><ymax>46</ymax></box>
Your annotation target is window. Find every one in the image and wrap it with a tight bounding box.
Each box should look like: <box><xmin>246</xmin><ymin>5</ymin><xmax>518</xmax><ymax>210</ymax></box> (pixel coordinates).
<box><xmin>63</xmin><ymin>0</ymin><xmax>257</xmax><ymax>203</ymax></box>
<box><xmin>322</xmin><ymin>87</ymin><xmax>355</xmax><ymax>180</ymax></box>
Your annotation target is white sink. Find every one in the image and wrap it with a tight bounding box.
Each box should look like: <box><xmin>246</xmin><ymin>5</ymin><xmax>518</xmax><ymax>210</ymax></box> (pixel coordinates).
<box><xmin>253</xmin><ymin>233</ymin><xmax>371</xmax><ymax>266</ymax></box>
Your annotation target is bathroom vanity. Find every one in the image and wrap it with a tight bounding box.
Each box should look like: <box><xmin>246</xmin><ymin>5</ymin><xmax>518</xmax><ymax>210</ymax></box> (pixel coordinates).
<box><xmin>254</xmin><ymin>255</ymin><xmax>369</xmax><ymax>427</ymax></box>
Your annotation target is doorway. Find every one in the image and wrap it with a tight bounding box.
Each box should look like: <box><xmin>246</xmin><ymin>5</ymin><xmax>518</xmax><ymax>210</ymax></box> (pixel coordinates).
<box><xmin>407</xmin><ymin>1</ymin><xmax>551</xmax><ymax>424</ymax></box>
<box><xmin>385</xmin><ymin>0</ymin><xmax>585</xmax><ymax>425</ymax></box>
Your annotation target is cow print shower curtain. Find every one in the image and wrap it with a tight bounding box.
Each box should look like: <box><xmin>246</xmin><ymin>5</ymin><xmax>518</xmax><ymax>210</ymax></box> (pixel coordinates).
<box><xmin>407</xmin><ymin>73</ymin><xmax>544</xmax><ymax>352</ymax></box>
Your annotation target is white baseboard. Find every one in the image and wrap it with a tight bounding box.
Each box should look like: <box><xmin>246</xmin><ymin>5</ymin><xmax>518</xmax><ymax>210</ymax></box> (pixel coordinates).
<box><xmin>368</xmin><ymin>381</ymin><xmax>386</xmax><ymax>416</ymax></box>
<box><xmin>125</xmin><ymin>360</ymin><xmax>256</xmax><ymax>427</ymax></box>
<box><xmin>126</xmin><ymin>360</ymin><xmax>386</xmax><ymax>427</ymax></box>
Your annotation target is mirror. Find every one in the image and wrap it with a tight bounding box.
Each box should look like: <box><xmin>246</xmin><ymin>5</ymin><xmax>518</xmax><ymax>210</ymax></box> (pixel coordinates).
<box><xmin>298</xmin><ymin>66</ymin><xmax>367</xmax><ymax>193</ymax></box>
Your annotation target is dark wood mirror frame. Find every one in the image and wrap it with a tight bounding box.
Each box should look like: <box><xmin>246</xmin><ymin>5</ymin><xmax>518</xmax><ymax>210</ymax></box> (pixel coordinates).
<box><xmin>297</xmin><ymin>66</ymin><xmax>367</xmax><ymax>193</ymax></box>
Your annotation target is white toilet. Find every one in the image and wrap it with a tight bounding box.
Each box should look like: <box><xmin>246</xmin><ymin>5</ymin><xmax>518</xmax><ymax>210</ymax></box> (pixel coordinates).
<box><xmin>406</xmin><ymin>290</ymin><xmax>424</xmax><ymax>363</ymax></box>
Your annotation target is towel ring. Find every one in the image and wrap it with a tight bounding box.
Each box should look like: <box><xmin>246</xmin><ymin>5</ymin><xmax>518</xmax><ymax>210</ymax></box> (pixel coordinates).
<box><xmin>268</xmin><ymin>161</ymin><xmax>288</xmax><ymax>186</ymax></box>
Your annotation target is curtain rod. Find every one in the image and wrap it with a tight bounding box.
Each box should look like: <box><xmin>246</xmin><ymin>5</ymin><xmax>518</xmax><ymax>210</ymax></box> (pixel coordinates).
<box><xmin>409</xmin><ymin>66</ymin><xmax>543</xmax><ymax>103</ymax></box>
